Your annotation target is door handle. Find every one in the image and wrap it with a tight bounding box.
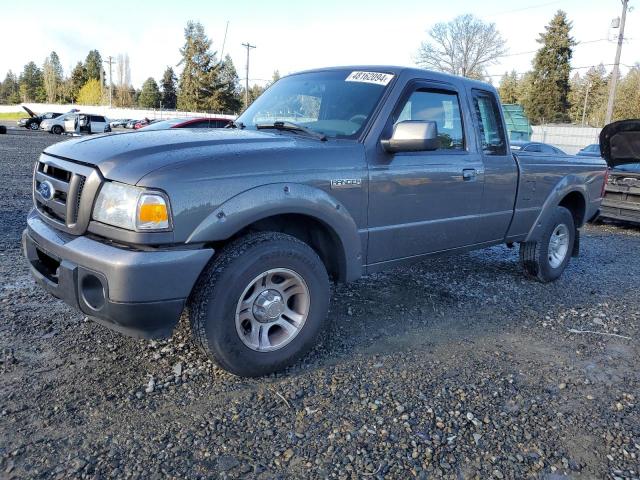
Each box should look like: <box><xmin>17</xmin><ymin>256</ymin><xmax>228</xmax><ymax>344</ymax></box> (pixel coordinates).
<box><xmin>462</xmin><ymin>168</ymin><xmax>477</xmax><ymax>181</ymax></box>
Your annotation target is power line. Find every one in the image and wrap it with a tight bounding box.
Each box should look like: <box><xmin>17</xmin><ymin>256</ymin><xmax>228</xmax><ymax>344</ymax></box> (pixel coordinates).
<box><xmin>489</xmin><ymin>0</ymin><xmax>564</xmax><ymax>16</ymax></box>
<box><xmin>605</xmin><ymin>0</ymin><xmax>629</xmax><ymax>124</ymax></box>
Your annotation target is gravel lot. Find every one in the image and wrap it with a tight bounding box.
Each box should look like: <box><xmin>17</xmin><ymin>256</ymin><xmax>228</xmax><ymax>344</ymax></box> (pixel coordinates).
<box><xmin>1</xmin><ymin>127</ymin><xmax>639</xmax><ymax>479</ymax></box>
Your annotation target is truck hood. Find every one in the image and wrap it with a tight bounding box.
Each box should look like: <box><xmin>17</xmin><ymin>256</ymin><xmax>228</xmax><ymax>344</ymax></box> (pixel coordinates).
<box><xmin>42</xmin><ymin>128</ymin><xmax>311</xmax><ymax>184</ymax></box>
<box><xmin>600</xmin><ymin>120</ymin><xmax>640</xmax><ymax>168</ymax></box>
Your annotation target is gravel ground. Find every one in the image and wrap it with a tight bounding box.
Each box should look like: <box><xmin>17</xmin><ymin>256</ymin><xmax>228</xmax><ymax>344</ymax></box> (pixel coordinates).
<box><xmin>1</xmin><ymin>128</ymin><xmax>639</xmax><ymax>479</ymax></box>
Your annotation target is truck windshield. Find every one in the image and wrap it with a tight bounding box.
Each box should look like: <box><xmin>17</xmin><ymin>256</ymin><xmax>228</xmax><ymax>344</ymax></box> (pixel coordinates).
<box><xmin>236</xmin><ymin>70</ymin><xmax>394</xmax><ymax>139</ymax></box>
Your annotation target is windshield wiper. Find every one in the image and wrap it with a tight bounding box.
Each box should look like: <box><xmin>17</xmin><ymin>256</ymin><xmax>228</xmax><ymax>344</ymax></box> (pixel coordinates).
<box><xmin>256</xmin><ymin>121</ymin><xmax>327</xmax><ymax>141</ymax></box>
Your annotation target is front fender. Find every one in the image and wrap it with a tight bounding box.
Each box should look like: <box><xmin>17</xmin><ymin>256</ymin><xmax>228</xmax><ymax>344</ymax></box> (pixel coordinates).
<box><xmin>186</xmin><ymin>183</ymin><xmax>363</xmax><ymax>281</ymax></box>
<box><xmin>525</xmin><ymin>175</ymin><xmax>588</xmax><ymax>242</ymax></box>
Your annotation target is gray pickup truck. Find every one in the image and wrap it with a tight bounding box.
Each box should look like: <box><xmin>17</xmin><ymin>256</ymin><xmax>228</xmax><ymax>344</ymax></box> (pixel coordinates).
<box><xmin>24</xmin><ymin>66</ymin><xmax>611</xmax><ymax>376</ymax></box>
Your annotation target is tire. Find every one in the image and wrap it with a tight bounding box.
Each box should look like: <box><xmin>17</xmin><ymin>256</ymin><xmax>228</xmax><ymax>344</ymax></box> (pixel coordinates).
<box><xmin>520</xmin><ymin>206</ymin><xmax>575</xmax><ymax>283</ymax></box>
<box><xmin>29</xmin><ymin>122</ymin><xmax>39</xmax><ymax>130</ymax></box>
<box><xmin>52</xmin><ymin>125</ymin><xmax>63</xmax><ymax>135</ymax></box>
<box><xmin>188</xmin><ymin>232</ymin><xmax>330</xmax><ymax>377</ymax></box>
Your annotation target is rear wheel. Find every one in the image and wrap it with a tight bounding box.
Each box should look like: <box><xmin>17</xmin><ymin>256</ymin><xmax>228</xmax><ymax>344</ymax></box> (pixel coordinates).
<box><xmin>52</xmin><ymin>125</ymin><xmax>63</xmax><ymax>135</ymax></box>
<box><xmin>520</xmin><ymin>206</ymin><xmax>575</xmax><ymax>282</ymax></box>
<box><xmin>188</xmin><ymin>232</ymin><xmax>330</xmax><ymax>377</ymax></box>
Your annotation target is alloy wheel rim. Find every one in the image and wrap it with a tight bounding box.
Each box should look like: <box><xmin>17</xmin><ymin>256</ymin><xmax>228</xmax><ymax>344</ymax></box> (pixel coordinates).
<box><xmin>235</xmin><ymin>268</ymin><xmax>310</xmax><ymax>352</ymax></box>
<box><xmin>548</xmin><ymin>223</ymin><xmax>570</xmax><ymax>268</ymax></box>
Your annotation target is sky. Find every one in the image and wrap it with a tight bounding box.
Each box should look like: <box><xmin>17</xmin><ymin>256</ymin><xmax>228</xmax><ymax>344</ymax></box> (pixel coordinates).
<box><xmin>1</xmin><ymin>0</ymin><xmax>637</xmax><ymax>89</ymax></box>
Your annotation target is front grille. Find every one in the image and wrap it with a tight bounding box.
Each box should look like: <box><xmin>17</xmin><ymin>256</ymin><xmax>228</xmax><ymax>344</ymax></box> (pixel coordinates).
<box><xmin>33</xmin><ymin>155</ymin><xmax>101</xmax><ymax>234</ymax></box>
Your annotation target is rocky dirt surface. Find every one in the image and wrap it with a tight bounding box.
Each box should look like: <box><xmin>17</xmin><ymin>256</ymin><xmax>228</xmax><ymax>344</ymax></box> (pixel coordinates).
<box><xmin>1</xmin><ymin>130</ymin><xmax>639</xmax><ymax>479</ymax></box>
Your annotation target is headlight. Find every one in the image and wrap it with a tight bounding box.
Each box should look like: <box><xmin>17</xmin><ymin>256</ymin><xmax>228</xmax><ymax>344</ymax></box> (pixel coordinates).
<box><xmin>92</xmin><ymin>182</ymin><xmax>171</xmax><ymax>231</ymax></box>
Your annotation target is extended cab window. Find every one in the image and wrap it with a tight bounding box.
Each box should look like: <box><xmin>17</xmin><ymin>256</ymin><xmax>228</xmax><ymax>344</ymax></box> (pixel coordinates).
<box><xmin>472</xmin><ymin>90</ymin><xmax>507</xmax><ymax>156</ymax></box>
<box><xmin>396</xmin><ymin>90</ymin><xmax>464</xmax><ymax>150</ymax></box>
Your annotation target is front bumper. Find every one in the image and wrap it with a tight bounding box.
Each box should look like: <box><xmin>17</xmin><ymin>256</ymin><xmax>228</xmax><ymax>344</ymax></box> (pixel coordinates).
<box><xmin>23</xmin><ymin>211</ymin><xmax>214</xmax><ymax>338</ymax></box>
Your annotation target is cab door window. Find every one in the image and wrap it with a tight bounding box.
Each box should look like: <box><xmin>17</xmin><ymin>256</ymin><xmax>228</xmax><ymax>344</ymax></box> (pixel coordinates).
<box><xmin>472</xmin><ymin>90</ymin><xmax>507</xmax><ymax>155</ymax></box>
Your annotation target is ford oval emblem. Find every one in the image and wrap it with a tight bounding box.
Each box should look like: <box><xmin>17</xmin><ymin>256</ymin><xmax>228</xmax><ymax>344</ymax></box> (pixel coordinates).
<box><xmin>38</xmin><ymin>180</ymin><xmax>55</xmax><ymax>201</ymax></box>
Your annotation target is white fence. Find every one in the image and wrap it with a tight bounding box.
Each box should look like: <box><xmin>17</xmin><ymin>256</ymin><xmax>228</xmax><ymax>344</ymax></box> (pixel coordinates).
<box><xmin>531</xmin><ymin>125</ymin><xmax>601</xmax><ymax>154</ymax></box>
<box><xmin>0</xmin><ymin>103</ymin><xmax>236</xmax><ymax>121</ymax></box>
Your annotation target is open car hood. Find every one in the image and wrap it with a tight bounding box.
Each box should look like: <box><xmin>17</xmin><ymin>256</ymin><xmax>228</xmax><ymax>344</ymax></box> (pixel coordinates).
<box><xmin>600</xmin><ymin>120</ymin><xmax>640</xmax><ymax>168</ymax></box>
<box><xmin>22</xmin><ymin>106</ymin><xmax>37</xmax><ymax>118</ymax></box>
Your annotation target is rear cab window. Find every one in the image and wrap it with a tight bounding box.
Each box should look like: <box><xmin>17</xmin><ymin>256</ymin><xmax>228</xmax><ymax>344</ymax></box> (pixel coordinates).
<box><xmin>471</xmin><ymin>89</ymin><xmax>507</xmax><ymax>156</ymax></box>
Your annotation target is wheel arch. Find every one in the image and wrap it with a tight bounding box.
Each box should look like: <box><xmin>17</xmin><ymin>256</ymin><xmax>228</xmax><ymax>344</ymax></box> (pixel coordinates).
<box><xmin>525</xmin><ymin>178</ymin><xmax>588</xmax><ymax>243</ymax></box>
<box><xmin>186</xmin><ymin>183</ymin><xmax>363</xmax><ymax>282</ymax></box>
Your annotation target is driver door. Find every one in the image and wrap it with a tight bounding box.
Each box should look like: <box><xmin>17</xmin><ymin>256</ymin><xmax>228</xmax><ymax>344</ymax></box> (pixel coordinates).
<box><xmin>366</xmin><ymin>81</ymin><xmax>484</xmax><ymax>265</ymax></box>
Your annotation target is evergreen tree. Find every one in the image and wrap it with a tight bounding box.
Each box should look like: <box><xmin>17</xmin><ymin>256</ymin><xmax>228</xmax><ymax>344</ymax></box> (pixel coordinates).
<box><xmin>215</xmin><ymin>55</ymin><xmax>242</xmax><ymax>113</ymax></box>
<box><xmin>160</xmin><ymin>67</ymin><xmax>178</xmax><ymax>109</ymax></box>
<box><xmin>177</xmin><ymin>21</ymin><xmax>221</xmax><ymax>111</ymax></box>
<box><xmin>70</xmin><ymin>62</ymin><xmax>88</xmax><ymax>101</ymax></box>
<box><xmin>138</xmin><ymin>77</ymin><xmax>160</xmax><ymax>108</ymax></box>
<box><xmin>19</xmin><ymin>61</ymin><xmax>45</xmax><ymax>102</ymax></box>
<box><xmin>524</xmin><ymin>10</ymin><xmax>576</xmax><ymax>123</ymax></box>
<box><xmin>568</xmin><ymin>65</ymin><xmax>608</xmax><ymax>126</ymax></box>
<box><xmin>0</xmin><ymin>71</ymin><xmax>20</xmax><ymax>104</ymax></box>
<box><xmin>85</xmin><ymin>50</ymin><xmax>103</xmax><ymax>81</ymax></box>
<box><xmin>498</xmin><ymin>71</ymin><xmax>520</xmax><ymax>104</ymax></box>
<box><xmin>614</xmin><ymin>65</ymin><xmax>640</xmax><ymax>121</ymax></box>
<box><xmin>43</xmin><ymin>51</ymin><xmax>63</xmax><ymax>103</ymax></box>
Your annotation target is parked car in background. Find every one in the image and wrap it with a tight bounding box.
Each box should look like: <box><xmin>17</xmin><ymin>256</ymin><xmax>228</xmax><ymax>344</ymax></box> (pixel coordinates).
<box><xmin>510</xmin><ymin>141</ymin><xmax>566</xmax><ymax>155</ymax></box>
<box><xmin>63</xmin><ymin>114</ymin><xmax>111</xmax><ymax>135</ymax></box>
<box><xmin>134</xmin><ymin>118</ymin><xmax>154</xmax><ymax>129</ymax></box>
<box><xmin>40</xmin><ymin>112</ymin><xmax>79</xmax><ymax>135</ymax></box>
<box><xmin>17</xmin><ymin>107</ymin><xmax>63</xmax><ymax>131</ymax></box>
<box><xmin>138</xmin><ymin>117</ymin><xmax>233</xmax><ymax>131</ymax></box>
<box><xmin>598</xmin><ymin>120</ymin><xmax>640</xmax><ymax>223</ymax></box>
<box><xmin>600</xmin><ymin>162</ymin><xmax>640</xmax><ymax>224</ymax></box>
<box><xmin>125</xmin><ymin>120</ymin><xmax>138</xmax><ymax>129</ymax></box>
<box><xmin>576</xmin><ymin>144</ymin><xmax>601</xmax><ymax>157</ymax></box>
<box><xmin>109</xmin><ymin>119</ymin><xmax>131</xmax><ymax>128</ymax></box>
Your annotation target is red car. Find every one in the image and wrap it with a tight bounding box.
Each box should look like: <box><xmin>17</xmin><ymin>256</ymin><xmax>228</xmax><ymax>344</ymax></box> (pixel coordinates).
<box><xmin>137</xmin><ymin>117</ymin><xmax>232</xmax><ymax>130</ymax></box>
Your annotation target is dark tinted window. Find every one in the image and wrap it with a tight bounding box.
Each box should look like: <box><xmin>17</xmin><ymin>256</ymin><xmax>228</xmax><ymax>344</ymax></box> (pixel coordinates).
<box><xmin>395</xmin><ymin>89</ymin><xmax>465</xmax><ymax>150</ymax></box>
<box><xmin>472</xmin><ymin>90</ymin><xmax>507</xmax><ymax>156</ymax></box>
<box><xmin>522</xmin><ymin>144</ymin><xmax>541</xmax><ymax>152</ymax></box>
<box><xmin>189</xmin><ymin>121</ymin><xmax>211</xmax><ymax>128</ymax></box>
<box><xmin>541</xmin><ymin>144</ymin><xmax>556</xmax><ymax>154</ymax></box>
<box><xmin>91</xmin><ymin>115</ymin><xmax>105</xmax><ymax>122</ymax></box>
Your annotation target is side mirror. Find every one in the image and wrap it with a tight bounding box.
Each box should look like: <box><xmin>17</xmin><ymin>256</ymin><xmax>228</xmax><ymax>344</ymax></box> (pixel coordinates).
<box><xmin>381</xmin><ymin>120</ymin><xmax>439</xmax><ymax>153</ymax></box>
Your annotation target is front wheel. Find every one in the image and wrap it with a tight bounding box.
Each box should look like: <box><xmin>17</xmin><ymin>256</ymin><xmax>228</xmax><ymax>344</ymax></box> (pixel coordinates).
<box><xmin>520</xmin><ymin>206</ymin><xmax>575</xmax><ymax>282</ymax></box>
<box><xmin>188</xmin><ymin>232</ymin><xmax>330</xmax><ymax>377</ymax></box>
<box><xmin>29</xmin><ymin>122</ymin><xmax>39</xmax><ymax>130</ymax></box>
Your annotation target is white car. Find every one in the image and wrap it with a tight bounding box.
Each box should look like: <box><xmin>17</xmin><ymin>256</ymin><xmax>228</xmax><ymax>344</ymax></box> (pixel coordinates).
<box><xmin>40</xmin><ymin>112</ymin><xmax>78</xmax><ymax>135</ymax></box>
<box><xmin>63</xmin><ymin>113</ymin><xmax>111</xmax><ymax>135</ymax></box>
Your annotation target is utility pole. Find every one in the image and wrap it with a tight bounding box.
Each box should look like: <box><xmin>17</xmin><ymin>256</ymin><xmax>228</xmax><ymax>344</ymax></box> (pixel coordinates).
<box><xmin>242</xmin><ymin>42</ymin><xmax>256</xmax><ymax>108</ymax></box>
<box><xmin>104</xmin><ymin>56</ymin><xmax>114</xmax><ymax>108</ymax></box>
<box><xmin>605</xmin><ymin>0</ymin><xmax>629</xmax><ymax>124</ymax></box>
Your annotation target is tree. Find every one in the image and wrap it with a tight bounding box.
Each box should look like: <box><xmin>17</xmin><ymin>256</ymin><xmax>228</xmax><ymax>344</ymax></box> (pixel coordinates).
<box><xmin>138</xmin><ymin>77</ymin><xmax>160</xmax><ymax>108</ymax></box>
<box><xmin>215</xmin><ymin>55</ymin><xmax>242</xmax><ymax>113</ymax></box>
<box><xmin>85</xmin><ymin>50</ymin><xmax>103</xmax><ymax>81</ymax></box>
<box><xmin>160</xmin><ymin>66</ymin><xmax>178</xmax><ymax>109</ymax></box>
<box><xmin>0</xmin><ymin>71</ymin><xmax>20</xmax><ymax>104</ymax></box>
<box><xmin>568</xmin><ymin>65</ymin><xmax>608</xmax><ymax>126</ymax></box>
<box><xmin>76</xmin><ymin>78</ymin><xmax>103</xmax><ymax>105</ymax></box>
<box><xmin>523</xmin><ymin>10</ymin><xmax>576</xmax><ymax>123</ymax></box>
<box><xmin>43</xmin><ymin>51</ymin><xmax>63</xmax><ymax>103</ymax></box>
<box><xmin>614</xmin><ymin>65</ymin><xmax>640</xmax><ymax>121</ymax></box>
<box><xmin>177</xmin><ymin>21</ymin><xmax>221</xmax><ymax>111</ymax></box>
<box><xmin>416</xmin><ymin>14</ymin><xmax>507</xmax><ymax>78</ymax></box>
<box><xmin>19</xmin><ymin>61</ymin><xmax>45</xmax><ymax>102</ymax></box>
<box><xmin>70</xmin><ymin>62</ymin><xmax>88</xmax><ymax>101</ymax></box>
<box><xmin>498</xmin><ymin>71</ymin><xmax>520</xmax><ymax>103</ymax></box>
<box><xmin>115</xmin><ymin>54</ymin><xmax>133</xmax><ymax>107</ymax></box>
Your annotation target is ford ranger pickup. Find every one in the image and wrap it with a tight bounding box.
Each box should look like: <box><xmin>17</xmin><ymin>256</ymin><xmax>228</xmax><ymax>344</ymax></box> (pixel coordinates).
<box><xmin>23</xmin><ymin>66</ymin><xmax>613</xmax><ymax>376</ymax></box>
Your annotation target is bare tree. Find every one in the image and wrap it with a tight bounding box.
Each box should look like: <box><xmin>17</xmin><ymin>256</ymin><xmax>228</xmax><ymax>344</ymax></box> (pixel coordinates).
<box><xmin>416</xmin><ymin>14</ymin><xmax>507</xmax><ymax>79</ymax></box>
<box><xmin>115</xmin><ymin>53</ymin><xmax>133</xmax><ymax>106</ymax></box>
